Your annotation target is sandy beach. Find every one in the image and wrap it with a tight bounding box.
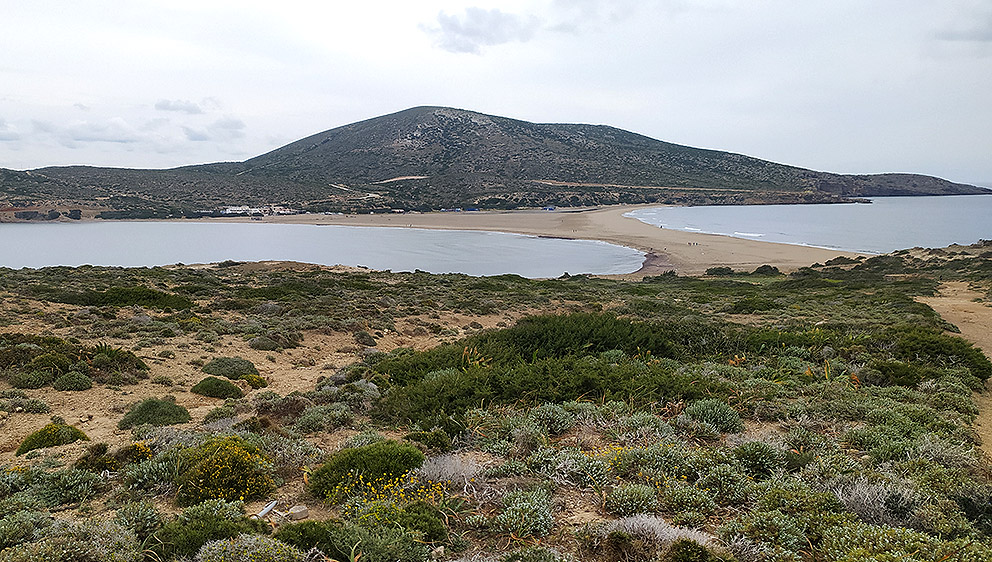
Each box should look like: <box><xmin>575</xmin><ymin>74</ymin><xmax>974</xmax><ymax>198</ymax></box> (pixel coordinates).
<box><xmin>208</xmin><ymin>205</ymin><xmax>862</xmax><ymax>276</ymax></box>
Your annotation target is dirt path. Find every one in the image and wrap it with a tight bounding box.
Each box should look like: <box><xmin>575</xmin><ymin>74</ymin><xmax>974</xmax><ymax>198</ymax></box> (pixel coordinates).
<box><xmin>917</xmin><ymin>282</ymin><xmax>992</xmax><ymax>456</ymax></box>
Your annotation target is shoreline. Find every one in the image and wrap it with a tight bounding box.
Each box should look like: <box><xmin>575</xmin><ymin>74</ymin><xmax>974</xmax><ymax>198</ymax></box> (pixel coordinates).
<box><xmin>180</xmin><ymin>204</ymin><xmax>863</xmax><ymax>276</ymax></box>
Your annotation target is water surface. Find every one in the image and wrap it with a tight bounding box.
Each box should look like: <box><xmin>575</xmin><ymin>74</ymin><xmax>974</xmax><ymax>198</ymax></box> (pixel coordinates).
<box><xmin>627</xmin><ymin>195</ymin><xmax>992</xmax><ymax>254</ymax></box>
<box><xmin>0</xmin><ymin>221</ymin><xmax>644</xmax><ymax>278</ymax></box>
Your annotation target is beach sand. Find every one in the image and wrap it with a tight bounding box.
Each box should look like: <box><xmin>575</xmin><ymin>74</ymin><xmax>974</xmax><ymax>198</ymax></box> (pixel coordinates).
<box><xmin>210</xmin><ymin>205</ymin><xmax>862</xmax><ymax>276</ymax></box>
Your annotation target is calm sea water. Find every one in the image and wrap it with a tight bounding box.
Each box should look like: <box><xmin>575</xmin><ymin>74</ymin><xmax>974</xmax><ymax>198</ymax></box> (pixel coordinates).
<box><xmin>627</xmin><ymin>195</ymin><xmax>992</xmax><ymax>254</ymax></box>
<box><xmin>0</xmin><ymin>221</ymin><xmax>645</xmax><ymax>278</ymax></box>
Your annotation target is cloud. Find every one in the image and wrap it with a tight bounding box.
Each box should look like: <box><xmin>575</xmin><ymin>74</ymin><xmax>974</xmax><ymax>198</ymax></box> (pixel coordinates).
<box><xmin>154</xmin><ymin>99</ymin><xmax>204</xmax><ymax>114</ymax></box>
<box><xmin>63</xmin><ymin>118</ymin><xmax>143</xmax><ymax>145</ymax></box>
<box><xmin>73</xmin><ymin>103</ymin><xmax>90</xmax><ymax>111</ymax></box>
<box><xmin>0</xmin><ymin>118</ymin><xmax>19</xmax><ymax>141</ymax></box>
<box><xmin>937</xmin><ymin>9</ymin><xmax>992</xmax><ymax>42</ymax></box>
<box><xmin>424</xmin><ymin>7</ymin><xmax>539</xmax><ymax>54</ymax></box>
<box><xmin>182</xmin><ymin>126</ymin><xmax>210</xmax><ymax>141</ymax></box>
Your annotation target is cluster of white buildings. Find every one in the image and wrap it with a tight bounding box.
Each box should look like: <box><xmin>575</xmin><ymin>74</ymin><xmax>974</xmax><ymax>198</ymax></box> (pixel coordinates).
<box><xmin>219</xmin><ymin>205</ymin><xmax>300</xmax><ymax>216</ymax></box>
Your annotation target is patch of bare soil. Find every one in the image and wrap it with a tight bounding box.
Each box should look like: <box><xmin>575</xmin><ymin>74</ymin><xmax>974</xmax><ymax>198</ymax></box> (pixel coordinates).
<box><xmin>917</xmin><ymin>282</ymin><xmax>992</xmax><ymax>457</ymax></box>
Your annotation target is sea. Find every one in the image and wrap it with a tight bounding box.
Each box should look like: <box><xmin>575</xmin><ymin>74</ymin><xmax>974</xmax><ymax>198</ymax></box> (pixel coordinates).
<box><xmin>626</xmin><ymin>194</ymin><xmax>992</xmax><ymax>254</ymax></box>
<box><xmin>0</xmin><ymin>195</ymin><xmax>989</xmax><ymax>276</ymax></box>
<box><xmin>0</xmin><ymin>222</ymin><xmax>645</xmax><ymax>278</ymax></box>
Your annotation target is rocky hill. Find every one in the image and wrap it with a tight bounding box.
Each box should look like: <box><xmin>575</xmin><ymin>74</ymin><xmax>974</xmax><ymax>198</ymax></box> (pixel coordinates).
<box><xmin>1</xmin><ymin>106</ymin><xmax>987</xmax><ymax>218</ymax></box>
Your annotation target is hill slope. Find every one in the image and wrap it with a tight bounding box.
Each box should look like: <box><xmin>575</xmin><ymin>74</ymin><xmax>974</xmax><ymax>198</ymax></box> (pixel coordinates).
<box><xmin>2</xmin><ymin>106</ymin><xmax>987</xmax><ymax>218</ymax></box>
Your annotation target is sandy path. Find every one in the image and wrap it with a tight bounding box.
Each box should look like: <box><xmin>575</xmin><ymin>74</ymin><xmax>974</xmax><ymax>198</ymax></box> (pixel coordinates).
<box><xmin>201</xmin><ymin>205</ymin><xmax>861</xmax><ymax>276</ymax></box>
<box><xmin>918</xmin><ymin>282</ymin><xmax>992</xmax><ymax>456</ymax></box>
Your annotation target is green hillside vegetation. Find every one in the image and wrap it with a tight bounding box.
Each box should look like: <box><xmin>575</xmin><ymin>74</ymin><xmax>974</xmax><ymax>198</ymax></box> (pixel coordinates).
<box><xmin>0</xmin><ymin>242</ymin><xmax>991</xmax><ymax>560</ymax></box>
<box><xmin>2</xmin><ymin>107</ymin><xmax>987</xmax><ymax>217</ymax></box>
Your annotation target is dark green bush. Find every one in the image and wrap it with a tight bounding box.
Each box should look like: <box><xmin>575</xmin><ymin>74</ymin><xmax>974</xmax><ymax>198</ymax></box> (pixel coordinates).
<box><xmin>203</xmin><ymin>357</ymin><xmax>259</xmax><ymax>379</ymax></box>
<box><xmin>273</xmin><ymin>519</ymin><xmax>429</xmax><ymax>562</ymax></box>
<box><xmin>662</xmin><ymin>538</ymin><xmax>720</xmax><ymax>562</ymax></box>
<box><xmin>16</xmin><ymin>419</ymin><xmax>89</xmax><ymax>456</ymax></box>
<box><xmin>308</xmin><ymin>440</ymin><xmax>425</xmax><ymax>501</ymax></box>
<box><xmin>404</xmin><ymin>429</ymin><xmax>452</xmax><ymax>452</ymax></box>
<box><xmin>394</xmin><ymin>501</ymin><xmax>448</xmax><ymax>543</ymax></box>
<box><xmin>191</xmin><ymin>376</ymin><xmax>244</xmax><ymax>399</ymax></box>
<box><xmin>52</xmin><ymin>371</ymin><xmax>93</xmax><ymax>391</ymax></box>
<box><xmin>147</xmin><ymin>499</ymin><xmax>266</xmax><ymax>560</ymax></box>
<box><xmin>726</xmin><ymin>296</ymin><xmax>780</xmax><ymax>314</ymax></box>
<box><xmin>113</xmin><ymin>501</ymin><xmax>164</xmax><ymax>541</ymax></box>
<box><xmin>7</xmin><ymin>370</ymin><xmax>54</xmax><ymax>389</ymax></box>
<box><xmin>705</xmin><ymin>267</ymin><xmax>735</xmax><ymax>276</ymax></box>
<box><xmin>35</xmin><ymin>468</ymin><xmax>102</xmax><ymax>507</ymax></box>
<box><xmin>734</xmin><ymin>441</ymin><xmax>785</xmax><ymax>479</ymax></box>
<box><xmin>117</xmin><ymin>397</ymin><xmax>191</xmax><ymax>429</ymax></box>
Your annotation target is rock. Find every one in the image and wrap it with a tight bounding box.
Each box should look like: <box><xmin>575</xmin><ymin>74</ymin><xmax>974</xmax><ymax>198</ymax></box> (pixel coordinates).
<box><xmin>287</xmin><ymin>505</ymin><xmax>309</xmax><ymax>520</ymax></box>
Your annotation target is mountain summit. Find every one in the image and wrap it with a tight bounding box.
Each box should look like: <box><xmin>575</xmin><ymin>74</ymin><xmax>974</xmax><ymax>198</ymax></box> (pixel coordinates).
<box><xmin>2</xmin><ymin>106</ymin><xmax>987</xmax><ymax>218</ymax></box>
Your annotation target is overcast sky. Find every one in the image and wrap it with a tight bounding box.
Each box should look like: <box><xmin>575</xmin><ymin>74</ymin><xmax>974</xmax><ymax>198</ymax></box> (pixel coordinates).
<box><xmin>1</xmin><ymin>1</ymin><xmax>990</xmax><ymax>184</ymax></box>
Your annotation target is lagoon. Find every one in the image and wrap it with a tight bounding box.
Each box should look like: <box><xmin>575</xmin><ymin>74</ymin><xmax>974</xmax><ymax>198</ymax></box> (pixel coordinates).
<box><xmin>627</xmin><ymin>195</ymin><xmax>992</xmax><ymax>254</ymax></box>
<box><xmin>0</xmin><ymin>221</ymin><xmax>645</xmax><ymax>278</ymax></box>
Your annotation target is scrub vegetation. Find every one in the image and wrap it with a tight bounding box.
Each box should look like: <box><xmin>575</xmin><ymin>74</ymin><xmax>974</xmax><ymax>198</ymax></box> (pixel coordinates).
<box><xmin>0</xmin><ymin>241</ymin><xmax>991</xmax><ymax>561</ymax></box>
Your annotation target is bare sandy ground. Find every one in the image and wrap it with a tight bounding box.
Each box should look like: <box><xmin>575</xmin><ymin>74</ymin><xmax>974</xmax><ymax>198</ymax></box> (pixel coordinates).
<box><xmin>917</xmin><ymin>282</ymin><xmax>992</xmax><ymax>457</ymax></box>
<box><xmin>203</xmin><ymin>205</ymin><xmax>862</xmax><ymax>276</ymax></box>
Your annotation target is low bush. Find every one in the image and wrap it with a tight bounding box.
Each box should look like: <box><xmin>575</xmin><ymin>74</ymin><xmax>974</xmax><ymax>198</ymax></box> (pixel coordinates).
<box><xmin>52</xmin><ymin>371</ymin><xmax>93</xmax><ymax>391</ymax></box>
<box><xmin>606</xmin><ymin>483</ymin><xmax>658</xmax><ymax>516</ymax></box>
<box><xmin>0</xmin><ymin>510</ymin><xmax>51</xmax><ymax>551</ymax></box>
<box><xmin>148</xmin><ymin>499</ymin><xmax>267</xmax><ymax>561</ymax></box>
<box><xmin>114</xmin><ymin>501</ymin><xmax>164</xmax><ymax>541</ymax></box>
<box><xmin>0</xmin><ymin>518</ymin><xmax>139</xmax><ymax>562</ymax></box>
<box><xmin>7</xmin><ymin>370</ymin><xmax>54</xmax><ymax>389</ymax></box>
<box><xmin>16</xmin><ymin>419</ymin><xmax>89</xmax><ymax>456</ymax></box>
<box><xmin>274</xmin><ymin>519</ymin><xmax>429</xmax><ymax>562</ymax></box>
<box><xmin>494</xmin><ymin>487</ymin><xmax>555</xmax><ymax>538</ymax></box>
<box><xmin>175</xmin><ymin>436</ymin><xmax>275</xmax><ymax>506</ymax></box>
<box><xmin>734</xmin><ymin>441</ymin><xmax>785</xmax><ymax>479</ymax></box>
<box><xmin>191</xmin><ymin>376</ymin><xmax>244</xmax><ymax>399</ymax></box>
<box><xmin>117</xmin><ymin>397</ymin><xmax>191</xmax><ymax>429</ymax></box>
<box><xmin>203</xmin><ymin>357</ymin><xmax>259</xmax><ymax>379</ymax></box>
<box><xmin>35</xmin><ymin>468</ymin><xmax>102</xmax><ymax>507</ymax></box>
<box><xmin>308</xmin><ymin>440</ymin><xmax>424</xmax><ymax>501</ymax></box>
<box><xmin>683</xmin><ymin>399</ymin><xmax>743</xmax><ymax>433</ymax></box>
<box><xmin>194</xmin><ymin>533</ymin><xmax>305</xmax><ymax>562</ymax></box>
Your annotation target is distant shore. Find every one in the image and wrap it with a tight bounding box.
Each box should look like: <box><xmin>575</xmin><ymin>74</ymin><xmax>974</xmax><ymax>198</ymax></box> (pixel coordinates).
<box><xmin>194</xmin><ymin>205</ymin><xmax>862</xmax><ymax>276</ymax></box>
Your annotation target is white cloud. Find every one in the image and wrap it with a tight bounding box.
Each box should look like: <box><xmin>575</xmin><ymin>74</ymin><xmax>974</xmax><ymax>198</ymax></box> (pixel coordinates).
<box><xmin>155</xmin><ymin>99</ymin><xmax>204</xmax><ymax>114</ymax></box>
<box><xmin>424</xmin><ymin>7</ymin><xmax>540</xmax><ymax>54</ymax></box>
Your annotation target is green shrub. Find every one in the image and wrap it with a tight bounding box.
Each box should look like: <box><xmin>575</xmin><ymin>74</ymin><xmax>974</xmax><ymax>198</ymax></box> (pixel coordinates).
<box><xmin>719</xmin><ymin>509</ymin><xmax>806</xmax><ymax>552</ymax></box>
<box><xmin>204</xmin><ymin>405</ymin><xmax>239</xmax><ymax>423</ymax></box>
<box><xmin>705</xmin><ymin>267</ymin><xmax>735</xmax><ymax>276</ymax></box>
<box><xmin>191</xmin><ymin>376</ymin><xmax>244</xmax><ymax>399</ymax></box>
<box><xmin>683</xmin><ymin>399</ymin><xmax>743</xmax><ymax>433</ymax></box>
<box><xmin>274</xmin><ymin>519</ymin><xmax>429</xmax><ymax>562</ymax></box>
<box><xmin>294</xmin><ymin>404</ymin><xmax>352</xmax><ymax>434</ymax></box>
<box><xmin>661</xmin><ymin>483</ymin><xmax>715</xmax><ymax>527</ymax></box>
<box><xmin>7</xmin><ymin>370</ymin><xmax>54</xmax><ymax>389</ymax></box>
<box><xmin>501</xmin><ymin>548</ymin><xmax>571</xmax><ymax>562</ymax></box>
<box><xmin>0</xmin><ymin>519</ymin><xmax>139</xmax><ymax>562</ymax></box>
<box><xmin>74</xmin><ymin>443</ymin><xmax>120</xmax><ymax>472</ymax></box>
<box><xmin>404</xmin><ymin>429</ymin><xmax>452</xmax><ymax>452</ymax></box>
<box><xmin>494</xmin><ymin>488</ymin><xmax>554</xmax><ymax>538</ymax></box>
<box><xmin>394</xmin><ymin>501</ymin><xmax>448</xmax><ymax>543</ymax></box>
<box><xmin>35</xmin><ymin>468</ymin><xmax>102</xmax><ymax>507</ymax></box>
<box><xmin>662</xmin><ymin>538</ymin><xmax>720</xmax><ymax>562</ymax></box>
<box><xmin>195</xmin><ymin>533</ymin><xmax>305</xmax><ymax>561</ymax></box>
<box><xmin>175</xmin><ymin>436</ymin><xmax>275</xmax><ymax>506</ymax></box>
<box><xmin>606</xmin><ymin>483</ymin><xmax>658</xmax><ymax>516</ymax></box>
<box><xmin>308</xmin><ymin>440</ymin><xmax>424</xmax><ymax>501</ymax></box>
<box><xmin>0</xmin><ymin>390</ymin><xmax>49</xmax><ymax>414</ymax></box>
<box><xmin>114</xmin><ymin>501</ymin><xmax>164</xmax><ymax>541</ymax></box>
<box><xmin>202</xmin><ymin>357</ymin><xmax>259</xmax><ymax>379</ymax></box>
<box><xmin>0</xmin><ymin>510</ymin><xmax>51</xmax><ymax>550</ymax></box>
<box><xmin>117</xmin><ymin>397</ymin><xmax>191</xmax><ymax>429</ymax></box>
<box><xmin>52</xmin><ymin>371</ymin><xmax>93</xmax><ymax>391</ymax></box>
<box><xmin>147</xmin><ymin>499</ymin><xmax>267</xmax><ymax>561</ymax></box>
<box><xmin>734</xmin><ymin>441</ymin><xmax>785</xmax><ymax>479</ymax></box>
<box><xmin>16</xmin><ymin>420</ymin><xmax>89</xmax><ymax>456</ymax></box>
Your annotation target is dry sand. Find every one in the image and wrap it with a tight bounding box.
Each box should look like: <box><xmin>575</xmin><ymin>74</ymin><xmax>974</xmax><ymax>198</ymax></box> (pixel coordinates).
<box><xmin>205</xmin><ymin>205</ymin><xmax>862</xmax><ymax>276</ymax></box>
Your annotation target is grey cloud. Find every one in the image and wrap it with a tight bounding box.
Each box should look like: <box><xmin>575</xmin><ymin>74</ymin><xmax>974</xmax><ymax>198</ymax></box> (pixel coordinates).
<box><xmin>155</xmin><ymin>99</ymin><xmax>204</xmax><ymax>114</ymax></box>
<box><xmin>208</xmin><ymin>116</ymin><xmax>246</xmax><ymax>140</ymax></box>
<box><xmin>74</xmin><ymin>103</ymin><xmax>90</xmax><ymax>111</ymax></box>
<box><xmin>0</xmin><ymin>118</ymin><xmax>19</xmax><ymax>141</ymax></box>
<box><xmin>62</xmin><ymin>118</ymin><xmax>140</xmax><ymax>145</ymax></box>
<box><xmin>938</xmin><ymin>11</ymin><xmax>992</xmax><ymax>42</ymax></box>
<box><xmin>425</xmin><ymin>8</ymin><xmax>539</xmax><ymax>54</ymax></box>
<box><xmin>182</xmin><ymin>126</ymin><xmax>210</xmax><ymax>141</ymax></box>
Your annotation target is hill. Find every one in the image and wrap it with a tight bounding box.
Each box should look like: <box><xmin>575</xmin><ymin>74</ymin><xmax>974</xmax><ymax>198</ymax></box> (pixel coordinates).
<box><xmin>1</xmin><ymin>106</ymin><xmax>988</xmax><ymax>219</ymax></box>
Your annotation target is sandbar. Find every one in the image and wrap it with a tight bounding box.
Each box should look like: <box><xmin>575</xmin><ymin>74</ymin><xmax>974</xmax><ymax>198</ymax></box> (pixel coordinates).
<box><xmin>206</xmin><ymin>205</ymin><xmax>862</xmax><ymax>276</ymax></box>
